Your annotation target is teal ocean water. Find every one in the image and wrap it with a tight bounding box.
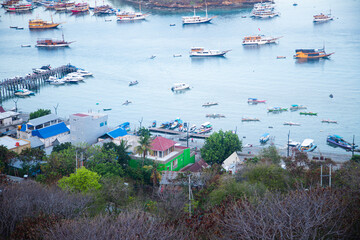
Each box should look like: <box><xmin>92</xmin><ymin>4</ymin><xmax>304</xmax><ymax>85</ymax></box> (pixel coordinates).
<box><xmin>0</xmin><ymin>0</ymin><xmax>359</xmax><ymax>155</ymax></box>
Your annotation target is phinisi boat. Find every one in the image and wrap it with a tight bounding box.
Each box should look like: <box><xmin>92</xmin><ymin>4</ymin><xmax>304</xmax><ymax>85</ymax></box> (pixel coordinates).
<box><xmin>5</xmin><ymin>3</ymin><xmax>33</xmax><ymax>12</ymax></box>
<box><xmin>313</xmin><ymin>11</ymin><xmax>333</xmax><ymax>23</ymax></box>
<box><xmin>35</xmin><ymin>33</ymin><xmax>74</xmax><ymax>48</ymax></box>
<box><xmin>93</xmin><ymin>5</ymin><xmax>116</xmax><ymax>15</ymax></box>
<box><xmin>71</xmin><ymin>3</ymin><xmax>89</xmax><ymax>14</ymax></box>
<box><xmin>242</xmin><ymin>35</ymin><xmax>282</xmax><ymax>45</ymax></box>
<box><xmin>283</xmin><ymin>122</ymin><xmax>301</xmax><ymax>126</ymax></box>
<box><xmin>29</xmin><ymin>18</ymin><xmax>61</xmax><ymax>29</ymax></box>
<box><xmin>116</xmin><ymin>11</ymin><xmax>148</xmax><ymax>21</ymax></box>
<box><xmin>242</xmin><ymin>117</ymin><xmax>260</xmax><ymax>122</ymax></box>
<box><xmin>189</xmin><ymin>47</ymin><xmax>230</xmax><ymax>57</ymax></box>
<box><xmin>294</xmin><ymin>48</ymin><xmax>334</xmax><ymax>59</ymax></box>
<box><xmin>182</xmin><ymin>4</ymin><xmax>216</xmax><ymax>25</ymax></box>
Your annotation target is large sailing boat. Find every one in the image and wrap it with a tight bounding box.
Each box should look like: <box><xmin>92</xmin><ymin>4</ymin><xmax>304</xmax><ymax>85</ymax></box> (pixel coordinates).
<box><xmin>182</xmin><ymin>4</ymin><xmax>216</xmax><ymax>25</ymax></box>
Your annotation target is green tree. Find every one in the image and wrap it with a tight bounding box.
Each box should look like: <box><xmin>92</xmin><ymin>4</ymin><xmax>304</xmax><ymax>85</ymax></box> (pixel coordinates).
<box><xmin>259</xmin><ymin>146</ymin><xmax>281</xmax><ymax>165</ymax></box>
<box><xmin>102</xmin><ymin>141</ymin><xmax>130</xmax><ymax>166</ymax></box>
<box><xmin>201</xmin><ymin>130</ymin><xmax>242</xmax><ymax>165</ymax></box>
<box><xmin>39</xmin><ymin>147</ymin><xmax>76</xmax><ymax>183</ymax></box>
<box><xmin>58</xmin><ymin>167</ymin><xmax>101</xmax><ymax>193</ymax></box>
<box><xmin>135</xmin><ymin>135</ymin><xmax>152</xmax><ymax>165</ymax></box>
<box><xmin>0</xmin><ymin>145</ymin><xmax>16</xmax><ymax>174</ymax></box>
<box><xmin>29</xmin><ymin>109</ymin><xmax>51</xmax><ymax>120</ymax></box>
<box><xmin>137</xmin><ymin>127</ymin><xmax>151</xmax><ymax>138</ymax></box>
<box><xmin>52</xmin><ymin>142</ymin><xmax>72</xmax><ymax>153</ymax></box>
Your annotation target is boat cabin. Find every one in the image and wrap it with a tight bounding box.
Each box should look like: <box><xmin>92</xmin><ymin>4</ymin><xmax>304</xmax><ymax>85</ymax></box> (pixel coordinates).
<box><xmin>191</xmin><ymin>47</ymin><xmax>204</xmax><ymax>52</ymax></box>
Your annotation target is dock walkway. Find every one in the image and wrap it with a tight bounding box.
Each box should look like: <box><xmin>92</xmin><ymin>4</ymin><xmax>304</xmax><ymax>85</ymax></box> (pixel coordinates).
<box><xmin>0</xmin><ymin>64</ymin><xmax>77</xmax><ymax>101</ymax></box>
<box><xmin>149</xmin><ymin>127</ymin><xmax>210</xmax><ymax>139</ymax></box>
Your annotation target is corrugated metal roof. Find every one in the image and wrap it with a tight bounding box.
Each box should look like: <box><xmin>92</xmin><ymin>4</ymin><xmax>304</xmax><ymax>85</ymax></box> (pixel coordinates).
<box><xmin>27</xmin><ymin>114</ymin><xmax>59</xmax><ymax>127</ymax></box>
<box><xmin>29</xmin><ymin>136</ymin><xmax>44</xmax><ymax>148</ymax></box>
<box><xmin>32</xmin><ymin>122</ymin><xmax>69</xmax><ymax>139</ymax></box>
<box><xmin>106</xmin><ymin>127</ymin><xmax>127</xmax><ymax>139</ymax></box>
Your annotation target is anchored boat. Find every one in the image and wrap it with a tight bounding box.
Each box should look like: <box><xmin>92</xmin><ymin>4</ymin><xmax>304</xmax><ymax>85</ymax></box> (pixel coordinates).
<box><xmin>36</xmin><ymin>33</ymin><xmax>74</xmax><ymax>48</ymax></box>
<box><xmin>171</xmin><ymin>83</ymin><xmax>190</xmax><ymax>91</ymax></box>
<box><xmin>300</xmin><ymin>112</ymin><xmax>317</xmax><ymax>116</ymax></box>
<box><xmin>202</xmin><ymin>102</ymin><xmax>218</xmax><ymax>107</ymax></box>
<box><xmin>313</xmin><ymin>11</ymin><xmax>333</xmax><ymax>23</ymax></box>
<box><xmin>290</xmin><ymin>104</ymin><xmax>307</xmax><ymax>111</ymax></box>
<box><xmin>294</xmin><ymin>48</ymin><xmax>334</xmax><ymax>59</ymax></box>
<box><xmin>268</xmin><ymin>107</ymin><xmax>288</xmax><ymax>113</ymax></box>
<box><xmin>321</xmin><ymin>119</ymin><xmax>337</xmax><ymax>124</ymax></box>
<box><xmin>247</xmin><ymin>98</ymin><xmax>266</xmax><ymax>104</ymax></box>
<box><xmin>242</xmin><ymin>117</ymin><xmax>260</xmax><ymax>122</ymax></box>
<box><xmin>189</xmin><ymin>47</ymin><xmax>230</xmax><ymax>57</ymax></box>
<box><xmin>298</xmin><ymin>139</ymin><xmax>317</xmax><ymax>152</ymax></box>
<box><xmin>242</xmin><ymin>35</ymin><xmax>282</xmax><ymax>45</ymax></box>
<box><xmin>182</xmin><ymin>4</ymin><xmax>216</xmax><ymax>25</ymax></box>
<box><xmin>29</xmin><ymin>18</ymin><xmax>61</xmax><ymax>29</ymax></box>
<box><xmin>327</xmin><ymin>135</ymin><xmax>357</xmax><ymax>151</ymax></box>
<box><xmin>260</xmin><ymin>133</ymin><xmax>270</xmax><ymax>144</ymax></box>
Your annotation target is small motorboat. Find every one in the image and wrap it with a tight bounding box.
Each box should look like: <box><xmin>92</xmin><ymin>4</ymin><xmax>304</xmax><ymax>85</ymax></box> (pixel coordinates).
<box><xmin>300</xmin><ymin>112</ymin><xmax>317</xmax><ymax>116</ymax></box>
<box><xmin>16</xmin><ymin>27</ymin><xmax>24</xmax><ymax>30</ymax></box>
<box><xmin>321</xmin><ymin>119</ymin><xmax>337</xmax><ymax>124</ymax></box>
<box><xmin>290</xmin><ymin>104</ymin><xmax>307</xmax><ymax>111</ymax></box>
<box><xmin>63</xmin><ymin>76</ymin><xmax>84</xmax><ymax>83</ymax></box>
<box><xmin>123</xmin><ymin>100</ymin><xmax>132</xmax><ymax>105</ymax></box>
<box><xmin>119</xmin><ymin>122</ymin><xmax>131</xmax><ymax>131</ymax></box>
<box><xmin>241</xmin><ymin>15</ymin><xmax>247</xmax><ymax>18</ymax></box>
<box><xmin>76</xmin><ymin>69</ymin><xmax>93</xmax><ymax>77</ymax></box>
<box><xmin>268</xmin><ymin>107</ymin><xmax>288</xmax><ymax>113</ymax></box>
<box><xmin>49</xmin><ymin>79</ymin><xmax>65</xmax><ymax>85</ymax></box>
<box><xmin>10</xmin><ymin>26</ymin><xmax>18</xmax><ymax>29</ymax></box>
<box><xmin>288</xmin><ymin>140</ymin><xmax>300</xmax><ymax>148</ymax></box>
<box><xmin>129</xmin><ymin>80</ymin><xmax>138</xmax><ymax>86</ymax></box>
<box><xmin>105</xmin><ymin>19</ymin><xmax>112</xmax><ymax>22</ymax></box>
<box><xmin>260</xmin><ymin>133</ymin><xmax>270</xmax><ymax>144</ymax></box>
<box><xmin>14</xmin><ymin>89</ymin><xmax>35</xmax><ymax>96</ymax></box>
<box><xmin>171</xmin><ymin>83</ymin><xmax>190</xmax><ymax>92</ymax></box>
<box><xmin>277</xmin><ymin>56</ymin><xmax>286</xmax><ymax>59</ymax></box>
<box><xmin>152</xmin><ymin>121</ymin><xmax>156</xmax><ymax>128</ymax></box>
<box><xmin>206</xmin><ymin>114</ymin><xmax>225</xmax><ymax>118</ymax></box>
<box><xmin>242</xmin><ymin>117</ymin><xmax>260</xmax><ymax>122</ymax></box>
<box><xmin>298</xmin><ymin>139</ymin><xmax>317</xmax><ymax>152</ymax></box>
<box><xmin>173</xmin><ymin>54</ymin><xmax>182</xmax><ymax>57</ymax></box>
<box><xmin>150</xmin><ymin>55</ymin><xmax>156</xmax><ymax>59</ymax></box>
<box><xmin>202</xmin><ymin>102</ymin><xmax>218</xmax><ymax>107</ymax></box>
<box><xmin>160</xmin><ymin>122</ymin><xmax>171</xmax><ymax>129</ymax></box>
<box><xmin>170</xmin><ymin>23</ymin><xmax>175</xmax><ymax>26</ymax></box>
<box><xmin>46</xmin><ymin>76</ymin><xmax>57</xmax><ymax>82</ymax></box>
<box><xmin>21</xmin><ymin>44</ymin><xmax>31</xmax><ymax>47</ymax></box>
<box><xmin>189</xmin><ymin>124</ymin><xmax>196</xmax><ymax>132</ymax></box>
<box><xmin>103</xmin><ymin>108</ymin><xmax>112</xmax><ymax>111</ymax></box>
<box><xmin>283</xmin><ymin>122</ymin><xmax>301</xmax><ymax>126</ymax></box>
<box><xmin>190</xmin><ymin>47</ymin><xmax>231</xmax><ymax>57</ymax></box>
<box><xmin>248</xmin><ymin>98</ymin><xmax>266</xmax><ymax>104</ymax></box>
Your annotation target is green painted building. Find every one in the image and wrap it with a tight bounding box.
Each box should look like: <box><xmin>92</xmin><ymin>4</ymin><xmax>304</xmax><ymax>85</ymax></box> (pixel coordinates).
<box><xmin>129</xmin><ymin>136</ymin><xmax>195</xmax><ymax>171</ymax></box>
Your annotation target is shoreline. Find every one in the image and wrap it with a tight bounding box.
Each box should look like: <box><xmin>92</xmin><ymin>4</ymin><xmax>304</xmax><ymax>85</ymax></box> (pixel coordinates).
<box><xmin>122</xmin><ymin>0</ymin><xmax>261</xmax><ymax>11</ymax></box>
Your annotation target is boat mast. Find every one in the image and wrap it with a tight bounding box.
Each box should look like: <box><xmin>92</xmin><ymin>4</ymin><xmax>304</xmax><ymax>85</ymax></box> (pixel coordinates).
<box><xmin>205</xmin><ymin>0</ymin><xmax>208</xmax><ymax>18</ymax></box>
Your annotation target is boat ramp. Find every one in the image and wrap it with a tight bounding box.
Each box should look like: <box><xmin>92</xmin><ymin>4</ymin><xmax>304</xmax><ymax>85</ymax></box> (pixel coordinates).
<box><xmin>0</xmin><ymin>64</ymin><xmax>77</xmax><ymax>101</ymax></box>
<box><xmin>148</xmin><ymin>127</ymin><xmax>210</xmax><ymax>139</ymax></box>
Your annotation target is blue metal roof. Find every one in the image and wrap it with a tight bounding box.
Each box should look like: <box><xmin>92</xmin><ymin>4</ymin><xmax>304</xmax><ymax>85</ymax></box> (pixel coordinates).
<box><xmin>32</xmin><ymin>122</ymin><xmax>69</xmax><ymax>139</ymax></box>
<box><xmin>106</xmin><ymin>127</ymin><xmax>127</xmax><ymax>139</ymax></box>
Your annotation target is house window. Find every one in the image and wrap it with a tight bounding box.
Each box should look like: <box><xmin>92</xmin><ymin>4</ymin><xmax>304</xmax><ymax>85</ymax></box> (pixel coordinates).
<box><xmin>173</xmin><ymin>159</ymin><xmax>178</xmax><ymax>169</ymax></box>
<box><xmin>100</xmin><ymin>122</ymin><xmax>104</xmax><ymax>127</ymax></box>
<box><xmin>105</xmin><ymin>121</ymin><xmax>107</xmax><ymax>125</ymax></box>
<box><xmin>159</xmin><ymin>151</ymin><xmax>163</xmax><ymax>158</ymax></box>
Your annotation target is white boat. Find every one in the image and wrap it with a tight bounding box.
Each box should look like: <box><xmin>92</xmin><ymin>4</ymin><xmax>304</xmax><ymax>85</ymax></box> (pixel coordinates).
<box><xmin>189</xmin><ymin>47</ymin><xmax>230</xmax><ymax>57</ymax></box>
<box><xmin>171</xmin><ymin>83</ymin><xmax>190</xmax><ymax>91</ymax></box>
<box><xmin>123</xmin><ymin>100</ymin><xmax>132</xmax><ymax>105</ymax></box>
<box><xmin>313</xmin><ymin>12</ymin><xmax>333</xmax><ymax>22</ymax></box>
<box><xmin>63</xmin><ymin>76</ymin><xmax>84</xmax><ymax>83</ymax></box>
<box><xmin>76</xmin><ymin>69</ymin><xmax>93</xmax><ymax>77</ymax></box>
<box><xmin>116</xmin><ymin>4</ymin><xmax>148</xmax><ymax>21</ymax></box>
<box><xmin>202</xmin><ymin>102</ymin><xmax>218</xmax><ymax>107</ymax></box>
<box><xmin>242</xmin><ymin>35</ymin><xmax>282</xmax><ymax>45</ymax></box>
<box><xmin>45</xmin><ymin>76</ymin><xmax>57</xmax><ymax>82</ymax></box>
<box><xmin>49</xmin><ymin>79</ymin><xmax>65</xmax><ymax>85</ymax></box>
<box><xmin>251</xmin><ymin>10</ymin><xmax>279</xmax><ymax>18</ymax></box>
<box><xmin>298</xmin><ymin>139</ymin><xmax>317</xmax><ymax>152</ymax></box>
<box><xmin>283</xmin><ymin>122</ymin><xmax>301</xmax><ymax>126</ymax></box>
<box><xmin>182</xmin><ymin>5</ymin><xmax>216</xmax><ymax>25</ymax></box>
<box><xmin>14</xmin><ymin>89</ymin><xmax>35</xmax><ymax>96</ymax></box>
<box><xmin>288</xmin><ymin>140</ymin><xmax>300</xmax><ymax>147</ymax></box>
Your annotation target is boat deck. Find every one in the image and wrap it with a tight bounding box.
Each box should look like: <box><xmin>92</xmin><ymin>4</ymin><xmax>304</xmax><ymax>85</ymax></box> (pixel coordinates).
<box><xmin>149</xmin><ymin>127</ymin><xmax>210</xmax><ymax>139</ymax></box>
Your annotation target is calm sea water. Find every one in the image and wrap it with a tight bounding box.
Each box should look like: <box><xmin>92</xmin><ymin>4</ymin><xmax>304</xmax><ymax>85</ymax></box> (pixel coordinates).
<box><xmin>0</xmin><ymin>0</ymin><xmax>359</xmax><ymax>156</ymax></box>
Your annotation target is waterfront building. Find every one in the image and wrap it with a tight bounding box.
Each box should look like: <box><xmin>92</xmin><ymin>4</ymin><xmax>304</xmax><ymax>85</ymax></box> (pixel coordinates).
<box><xmin>70</xmin><ymin>113</ymin><xmax>108</xmax><ymax>145</ymax></box>
<box><xmin>0</xmin><ymin>136</ymin><xmax>31</xmax><ymax>154</ymax></box>
<box><xmin>0</xmin><ymin>111</ymin><xmax>23</xmax><ymax>135</ymax></box>
<box><xmin>130</xmin><ymin>136</ymin><xmax>195</xmax><ymax>171</ymax></box>
<box><xmin>31</xmin><ymin>122</ymin><xmax>70</xmax><ymax>148</ymax></box>
<box><xmin>17</xmin><ymin>114</ymin><xmax>61</xmax><ymax>139</ymax></box>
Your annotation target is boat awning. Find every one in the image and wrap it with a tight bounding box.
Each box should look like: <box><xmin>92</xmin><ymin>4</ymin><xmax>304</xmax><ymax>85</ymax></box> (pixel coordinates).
<box><xmin>301</xmin><ymin>139</ymin><xmax>314</xmax><ymax>146</ymax></box>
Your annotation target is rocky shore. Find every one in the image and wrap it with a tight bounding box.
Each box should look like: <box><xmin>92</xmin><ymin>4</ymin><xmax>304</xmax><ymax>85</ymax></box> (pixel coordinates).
<box><xmin>124</xmin><ymin>0</ymin><xmax>265</xmax><ymax>10</ymax></box>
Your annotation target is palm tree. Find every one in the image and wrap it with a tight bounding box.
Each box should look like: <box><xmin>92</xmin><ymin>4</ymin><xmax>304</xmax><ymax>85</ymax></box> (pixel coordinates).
<box><xmin>135</xmin><ymin>135</ymin><xmax>152</xmax><ymax>166</ymax></box>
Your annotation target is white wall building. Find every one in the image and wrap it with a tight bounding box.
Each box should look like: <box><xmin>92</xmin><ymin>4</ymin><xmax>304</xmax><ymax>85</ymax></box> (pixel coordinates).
<box><xmin>70</xmin><ymin>112</ymin><xmax>109</xmax><ymax>145</ymax></box>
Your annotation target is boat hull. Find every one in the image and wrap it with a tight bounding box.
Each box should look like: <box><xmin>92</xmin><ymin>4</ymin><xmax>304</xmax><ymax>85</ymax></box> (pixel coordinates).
<box><xmin>29</xmin><ymin>23</ymin><xmax>60</xmax><ymax>29</ymax></box>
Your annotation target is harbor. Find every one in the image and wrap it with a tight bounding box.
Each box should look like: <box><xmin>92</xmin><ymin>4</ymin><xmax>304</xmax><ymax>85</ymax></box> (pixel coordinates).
<box><xmin>0</xmin><ymin>0</ymin><xmax>359</xmax><ymax>156</ymax></box>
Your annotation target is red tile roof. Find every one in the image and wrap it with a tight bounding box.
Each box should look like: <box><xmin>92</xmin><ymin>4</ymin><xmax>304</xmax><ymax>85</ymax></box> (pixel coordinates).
<box><xmin>180</xmin><ymin>159</ymin><xmax>209</xmax><ymax>172</ymax></box>
<box><xmin>151</xmin><ymin>136</ymin><xmax>176</xmax><ymax>152</ymax></box>
<box><xmin>73</xmin><ymin>113</ymin><xmax>89</xmax><ymax>117</ymax></box>
<box><xmin>0</xmin><ymin>106</ymin><xmax>6</xmax><ymax>113</ymax></box>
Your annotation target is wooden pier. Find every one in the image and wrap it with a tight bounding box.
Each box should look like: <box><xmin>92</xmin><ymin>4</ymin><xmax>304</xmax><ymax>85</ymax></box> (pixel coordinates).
<box><xmin>0</xmin><ymin>64</ymin><xmax>77</xmax><ymax>101</ymax></box>
<box><xmin>149</xmin><ymin>127</ymin><xmax>210</xmax><ymax>139</ymax></box>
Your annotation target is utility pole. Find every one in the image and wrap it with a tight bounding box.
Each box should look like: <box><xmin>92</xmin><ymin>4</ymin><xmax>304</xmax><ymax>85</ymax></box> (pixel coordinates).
<box><xmin>186</xmin><ymin>122</ymin><xmax>189</xmax><ymax>148</ymax></box>
<box><xmin>12</xmin><ymin>98</ymin><xmax>18</xmax><ymax>112</ymax></box>
<box><xmin>352</xmin><ymin>135</ymin><xmax>355</xmax><ymax>158</ymax></box>
<box><xmin>188</xmin><ymin>175</ymin><xmax>192</xmax><ymax>219</ymax></box>
<box><xmin>139</xmin><ymin>117</ymin><xmax>143</xmax><ymax>129</ymax></box>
